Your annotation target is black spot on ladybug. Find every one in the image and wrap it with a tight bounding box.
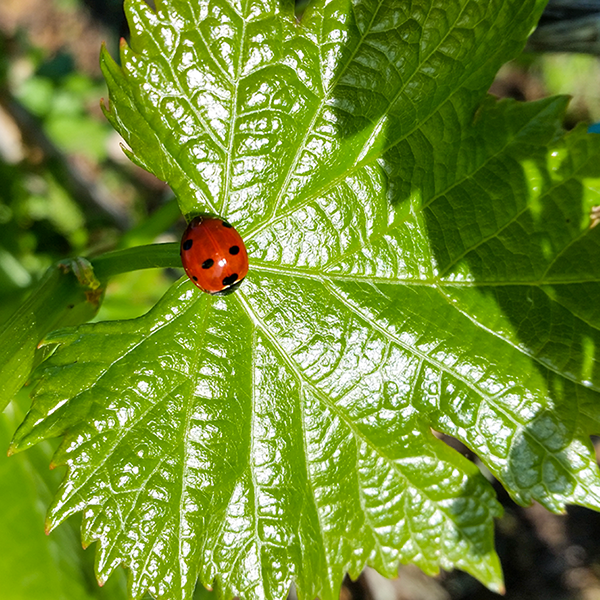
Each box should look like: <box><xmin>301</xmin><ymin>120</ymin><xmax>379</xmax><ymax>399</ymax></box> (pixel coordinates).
<box><xmin>193</xmin><ymin>276</ymin><xmax>198</xmax><ymax>281</ymax></box>
<box><xmin>183</xmin><ymin>239</ymin><xmax>193</xmax><ymax>251</ymax></box>
<box><xmin>222</xmin><ymin>273</ymin><xmax>238</xmax><ymax>286</ymax></box>
<box><xmin>222</xmin><ymin>221</ymin><xmax>232</xmax><ymax>228</ymax></box>
<box><xmin>229</xmin><ymin>245</ymin><xmax>240</xmax><ymax>255</ymax></box>
<box><xmin>202</xmin><ymin>258</ymin><xmax>214</xmax><ymax>269</ymax></box>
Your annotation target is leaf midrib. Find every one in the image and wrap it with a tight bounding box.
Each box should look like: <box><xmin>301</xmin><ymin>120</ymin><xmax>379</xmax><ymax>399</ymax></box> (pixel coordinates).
<box><xmin>220</xmin><ymin>12</ymin><xmax>246</xmax><ymax>216</ymax></box>
<box><xmin>318</xmin><ymin>279</ymin><xmax>600</xmax><ymax>493</ymax></box>
<box><xmin>243</xmin><ymin>263</ymin><xmax>600</xmax><ymax>394</ymax></box>
<box><xmin>238</xmin><ymin>272</ymin><xmax>600</xmax><ymax>503</ymax></box>
<box><xmin>176</xmin><ymin>293</ymin><xmax>214</xmax><ymax>593</ymax></box>
<box><xmin>234</xmin><ymin>290</ymin><xmax>495</xmax><ymax>559</ymax></box>
<box><xmin>262</xmin><ymin>0</ymin><xmax>386</xmax><ymax>225</ymax></box>
<box><xmin>249</xmin><ymin>262</ymin><xmax>600</xmax><ymax>287</ymax></box>
<box><xmin>247</xmin><ymin>97</ymin><xmax>566</xmax><ymax>278</ymax></box>
<box><xmin>243</xmin><ymin>0</ymin><xmax>490</xmax><ymax>241</ymax></box>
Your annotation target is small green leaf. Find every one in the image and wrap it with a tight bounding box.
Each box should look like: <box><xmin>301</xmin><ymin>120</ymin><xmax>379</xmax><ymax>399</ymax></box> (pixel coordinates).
<box><xmin>0</xmin><ymin>259</ymin><xmax>103</xmax><ymax>412</ymax></box>
<box><xmin>11</xmin><ymin>0</ymin><xmax>600</xmax><ymax>599</ymax></box>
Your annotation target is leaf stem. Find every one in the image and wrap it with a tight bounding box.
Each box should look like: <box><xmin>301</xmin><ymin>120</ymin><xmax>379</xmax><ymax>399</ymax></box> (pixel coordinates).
<box><xmin>90</xmin><ymin>243</ymin><xmax>181</xmax><ymax>281</ymax></box>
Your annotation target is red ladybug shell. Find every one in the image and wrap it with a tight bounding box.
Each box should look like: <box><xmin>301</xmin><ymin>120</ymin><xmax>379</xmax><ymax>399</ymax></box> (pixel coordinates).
<box><xmin>180</xmin><ymin>216</ymin><xmax>249</xmax><ymax>295</ymax></box>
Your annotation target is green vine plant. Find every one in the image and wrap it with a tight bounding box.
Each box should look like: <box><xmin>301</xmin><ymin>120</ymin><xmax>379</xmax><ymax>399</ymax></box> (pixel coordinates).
<box><xmin>2</xmin><ymin>0</ymin><xmax>600</xmax><ymax>598</ymax></box>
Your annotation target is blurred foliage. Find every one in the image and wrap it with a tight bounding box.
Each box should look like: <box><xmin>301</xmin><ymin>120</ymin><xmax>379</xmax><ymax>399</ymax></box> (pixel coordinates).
<box><xmin>541</xmin><ymin>54</ymin><xmax>600</xmax><ymax>121</ymax></box>
<box><xmin>0</xmin><ymin>0</ymin><xmax>178</xmax><ymax>329</ymax></box>
<box><xmin>17</xmin><ymin>67</ymin><xmax>110</xmax><ymax>161</ymax></box>
<box><xmin>494</xmin><ymin>52</ymin><xmax>600</xmax><ymax>127</ymax></box>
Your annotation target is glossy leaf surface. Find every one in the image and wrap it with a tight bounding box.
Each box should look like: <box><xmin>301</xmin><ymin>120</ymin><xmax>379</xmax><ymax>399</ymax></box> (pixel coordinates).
<box><xmin>11</xmin><ymin>0</ymin><xmax>600</xmax><ymax>599</ymax></box>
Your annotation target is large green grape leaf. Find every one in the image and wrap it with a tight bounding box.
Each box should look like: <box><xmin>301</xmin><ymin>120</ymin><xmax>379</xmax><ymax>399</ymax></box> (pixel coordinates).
<box><xmin>10</xmin><ymin>0</ymin><xmax>600</xmax><ymax>599</ymax></box>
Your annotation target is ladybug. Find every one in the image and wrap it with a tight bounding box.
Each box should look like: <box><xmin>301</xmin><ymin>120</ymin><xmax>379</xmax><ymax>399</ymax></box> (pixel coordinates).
<box><xmin>180</xmin><ymin>215</ymin><xmax>249</xmax><ymax>295</ymax></box>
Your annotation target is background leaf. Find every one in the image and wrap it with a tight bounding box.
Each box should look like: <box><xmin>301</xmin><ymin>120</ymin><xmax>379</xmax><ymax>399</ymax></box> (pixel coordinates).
<box><xmin>0</xmin><ymin>393</ymin><xmax>129</xmax><ymax>600</ymax></box>
<box><xmin>11</xmin><ymin>1</ymin><xmax>600</xmax><ymax>599</ymax></box>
